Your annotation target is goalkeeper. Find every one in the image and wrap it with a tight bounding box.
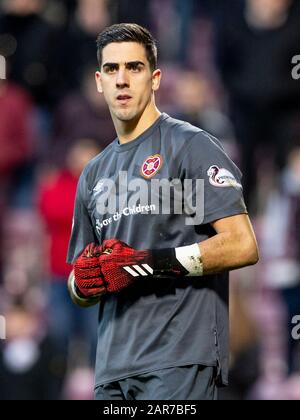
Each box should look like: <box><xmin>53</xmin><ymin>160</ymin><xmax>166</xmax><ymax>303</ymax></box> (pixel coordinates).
<box><xmin>67</xmin><ymin>23</ymin><xmax>259</xmax><ymax>400</ymax></box>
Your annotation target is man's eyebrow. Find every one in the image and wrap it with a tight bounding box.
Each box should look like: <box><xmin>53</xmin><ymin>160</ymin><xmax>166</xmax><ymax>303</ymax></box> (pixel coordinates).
<box><xmin>102</xmin><ymin>62</ymin><xmax>119</xmax><ymax>68</ymax></box>
<box><xmin>102</xmin><ymin>61</ymin><xmax>145</xmax><ymax>68</ymax></box>
<box><xmin>126</xmin><ymin>61</ymin><xmax>145</xmax><ymax>66</ymax></box>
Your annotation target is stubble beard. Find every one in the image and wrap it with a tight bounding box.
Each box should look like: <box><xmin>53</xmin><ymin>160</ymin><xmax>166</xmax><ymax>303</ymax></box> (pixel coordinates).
<box><xmin>115</xmin><ymin>109</ymin><xmax>135</xmax><ymax>121</ymax></box>
<box><xmin>112</xmin><ymin>105</ymin><xmax>142</xmax><ymax>123</ymax></box>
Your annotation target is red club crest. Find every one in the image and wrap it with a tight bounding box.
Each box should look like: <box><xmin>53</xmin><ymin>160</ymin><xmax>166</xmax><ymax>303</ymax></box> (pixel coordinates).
<box><xmin>141</xmin><ymin>155</ymin><xmax>163</xmax><ymax>179</ymax></box>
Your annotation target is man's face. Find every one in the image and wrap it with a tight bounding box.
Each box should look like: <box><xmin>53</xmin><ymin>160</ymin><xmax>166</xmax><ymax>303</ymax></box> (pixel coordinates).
<box><xmin>248</xmin><ymin>0</ymin><xmax>292</xmax><ymax>17</ymax></box>
<box><xmin>2</xmin><ymin>0</ymin><xmax>43</xmax><ymax>15</ymax></box>
<box><xmin>95</xmin><ymin>42</ymin><xmax>161</xmax><ymax>123</ymax></box>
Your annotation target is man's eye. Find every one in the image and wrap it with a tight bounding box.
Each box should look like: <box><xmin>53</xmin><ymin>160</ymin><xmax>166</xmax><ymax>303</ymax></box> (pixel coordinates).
<box><xmin>105</xmin><ymin>67</ymin><xmax>117</xmax><ymax>73</ymax></box>
<box><xmin>130</xmin><ymin>65</ymin><xmax>141</xmax><ymax>72</ymax></box>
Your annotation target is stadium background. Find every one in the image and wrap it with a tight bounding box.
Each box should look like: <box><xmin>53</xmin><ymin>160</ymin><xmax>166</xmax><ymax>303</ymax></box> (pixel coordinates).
<box><xmin>0</xmin><ymin>0</ymin><xmax>300</xmax><ymax>400</ymax></box>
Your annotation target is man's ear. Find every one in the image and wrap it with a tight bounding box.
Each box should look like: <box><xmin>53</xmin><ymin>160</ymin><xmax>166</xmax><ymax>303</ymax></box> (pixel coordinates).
<box><xmin>95</xmin><ymin>71</ymin><xmax>103</xmax><ymax>93</ymax></box>
<box><xmin>152</xmin><ymin>69</ymin><xmax>162</xmax><ymax>92</ymax></box>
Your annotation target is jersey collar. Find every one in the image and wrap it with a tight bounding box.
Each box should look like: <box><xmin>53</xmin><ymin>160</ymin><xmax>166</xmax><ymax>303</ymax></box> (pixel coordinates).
<box><xmin>113</xmin><ymin>113</ymin><xmax>169</xmax><ymax>153</ymax></box>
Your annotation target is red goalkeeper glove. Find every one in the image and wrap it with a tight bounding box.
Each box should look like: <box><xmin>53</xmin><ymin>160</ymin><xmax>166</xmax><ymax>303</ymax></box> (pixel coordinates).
<box><xmin>74</xmin><ymin>240</ymin><xmax>203</xmax><ymax>296</ymax></box>
<box><xmin>99</xmin><ymin>239</ymin><xmax>202</xmax><ymax>293</ymax></box>
<box><xmin>73</xmin><ymin>243</ymin><xmax>107</xmax><ymax>298</ymax></box>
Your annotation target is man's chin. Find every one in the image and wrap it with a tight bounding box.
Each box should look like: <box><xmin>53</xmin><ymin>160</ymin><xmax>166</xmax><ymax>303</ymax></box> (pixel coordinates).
<box><xmin>114</xmin><ymin>110</ymin><xmax>137</xmax><ymax>122</ymax></box>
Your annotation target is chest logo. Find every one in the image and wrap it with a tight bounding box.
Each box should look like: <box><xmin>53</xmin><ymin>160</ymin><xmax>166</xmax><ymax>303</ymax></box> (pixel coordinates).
<box><xmin>141</xmin><ymin>154</ymin><xmax>163</xmax><ymax>179</ymax></box>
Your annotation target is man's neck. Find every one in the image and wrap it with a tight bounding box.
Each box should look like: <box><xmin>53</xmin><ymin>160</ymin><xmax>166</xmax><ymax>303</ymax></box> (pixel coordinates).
<box><xmin>114</xmin><ymin>104</ymin><xmax>161</xmax><ymax>145</ymax></box>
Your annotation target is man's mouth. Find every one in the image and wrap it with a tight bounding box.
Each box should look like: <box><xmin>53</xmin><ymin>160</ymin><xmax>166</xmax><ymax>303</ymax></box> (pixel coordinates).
<box><xmin>116</xmin><ymin>95</ymin><xmax>132</xmax><ymax>104</ymax></box>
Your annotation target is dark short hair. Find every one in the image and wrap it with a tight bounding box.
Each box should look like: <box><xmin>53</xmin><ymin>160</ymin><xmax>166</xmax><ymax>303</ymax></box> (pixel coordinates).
<box><xmin>96</xmin><ymin>23</ymin><xmax>158</xmax><ymax>71</ymax></box>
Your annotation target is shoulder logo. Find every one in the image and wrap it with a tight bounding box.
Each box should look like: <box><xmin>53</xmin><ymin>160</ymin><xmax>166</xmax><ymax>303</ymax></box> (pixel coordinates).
<box><xmin>141</xmin><ymin>155</ymin><xmax>163</xmax><ymax>179</ymax></box>
<box><xmin>207</xmin><ymin>165</ymin><xmax>242</xmax><ymax>189</ymax></box>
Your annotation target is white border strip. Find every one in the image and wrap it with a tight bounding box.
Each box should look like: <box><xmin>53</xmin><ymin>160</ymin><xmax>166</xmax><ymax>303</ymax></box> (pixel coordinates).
<box><xmin>0</xmin><ymin>315</ymin><xmax>6</xmax><ymax>340</ymax></box>
<box><xmin>0</xmin><ymin>55</ymin><xmax>6</xmax><ymax>80</ymax></box>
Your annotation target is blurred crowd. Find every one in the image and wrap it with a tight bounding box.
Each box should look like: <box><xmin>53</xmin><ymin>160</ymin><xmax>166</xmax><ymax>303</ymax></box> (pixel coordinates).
<box><xmin>0</xmin><ymin>0</ymin><xmax>300</xmax><ymax>400</ymax></box>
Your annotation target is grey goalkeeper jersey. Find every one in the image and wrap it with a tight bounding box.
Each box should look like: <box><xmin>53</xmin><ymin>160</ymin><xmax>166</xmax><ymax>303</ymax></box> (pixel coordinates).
<box><xmin>67</xmin><ymin>113</ymin><xmax>247</xmax><ymax>387</ymax></box>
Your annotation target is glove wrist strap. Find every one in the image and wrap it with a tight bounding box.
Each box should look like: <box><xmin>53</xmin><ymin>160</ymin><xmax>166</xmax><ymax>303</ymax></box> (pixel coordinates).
<box><xmin>151</xmin><ymin>243</ymin><xmax>203</xmax><ymax>278</ymax></box>
<box><xmin>175</xmin><ymin>243</ymin><xmax>203</xmax><ymax>277</ymax></box>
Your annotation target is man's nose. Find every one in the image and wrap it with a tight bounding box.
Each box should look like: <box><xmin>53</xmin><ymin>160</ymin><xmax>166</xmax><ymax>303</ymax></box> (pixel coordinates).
<box><xmin>116</xmin><ymin>68</ymin><xmax>129</xmax><ymax>88</ymax></box>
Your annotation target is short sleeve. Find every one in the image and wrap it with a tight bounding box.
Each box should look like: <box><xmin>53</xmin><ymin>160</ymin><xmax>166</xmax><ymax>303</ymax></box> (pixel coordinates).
<box><xmin>66</xmin><ymin>172</ymin><xmax>98</xmax><ymax>263</ymax></box>
<box><xmin>182</xmin><ymin>131</ymin><xmax>248</xmax><ymax>225</ymax></box>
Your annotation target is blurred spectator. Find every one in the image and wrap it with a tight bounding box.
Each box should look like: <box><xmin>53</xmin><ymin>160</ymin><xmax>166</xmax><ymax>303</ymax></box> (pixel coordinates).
<box><xmin>0</xmin><ymin>79</ymin><xmax>33</xmax><ymax>189</ymax></box>
<box><xmin>52</xmin><ymin>65</ymin><xmax>115</xmax><ymax>165</ymax></box>
<box><xmin>0</xmin><ymin>302</ymin><xmax>65</xmax><ymax>400</ymax></box>
<box><xmin>113</xmin><ymin>0</ymin><xmax>151</xmax><ymax>29</ymax></box>
<box><xmin>0</xmin><ymin>0</ymin><xmax>62</xmax><ymax>108</ymax></box>
<box><xmin>172</xmin><ymin>69</ymin><xmax>236</xmax><ymax>157</ymax></box>
<box><xmin>222</xmin><ymin>280</ymin><xmax>260</xmax><ymax>400</ymax></box>
<box><xmin>63</xmin><ymin>367</ymin><xmax>95</xmax><ymax>400</ymax></box>
<box><xmin>151</xmin><ymin>0</ymin><xmax>211</xmax><ymax>67</ymax></box>
<box><xmin>214</xmin><ymin>0</ymin><xmax>300</xmax><ymax>208</ymax></box>
<box><xmin>37</xmin><ymin>138</ymin><xmax>101</xmax><ymax>361</ymax></box>
<box><xmin>260</xmin><ymin>145</ymin><xmax>300</xmax><ymax>375</ymax></box>
<box><xmin>175</xmin><ymin>0</ymin><xmax>204</xmax><ymax>65</ymax></box>
<box><xmin>0</xmin><ymin>79</ymin><xmax>34</xmax><ymax>278</ymax></box>
<box><xmin>59</xmin><ymin>0</ymin><xmax>111</xmax><ymax>95</ymax></box>
<box><xmin>150</xmin><ymin>0</ymin><xmax>181</xmax><ymax>63</ymax></box>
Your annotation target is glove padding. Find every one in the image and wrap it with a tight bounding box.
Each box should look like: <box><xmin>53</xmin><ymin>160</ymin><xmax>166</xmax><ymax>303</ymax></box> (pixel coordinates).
<box><xmin>99</xmin><ymin>239</ymin><xmax>153</xmax><ymax>293</ymax></box>
<box><xmin>74</xmin><ymin>243</ymin><xmax>107</xmax><ymax>298</ymax></box>
<box><xmin>74</xmin><ymin>239</ymin><xmax>189</xmax><ymax>296</ymax></box>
